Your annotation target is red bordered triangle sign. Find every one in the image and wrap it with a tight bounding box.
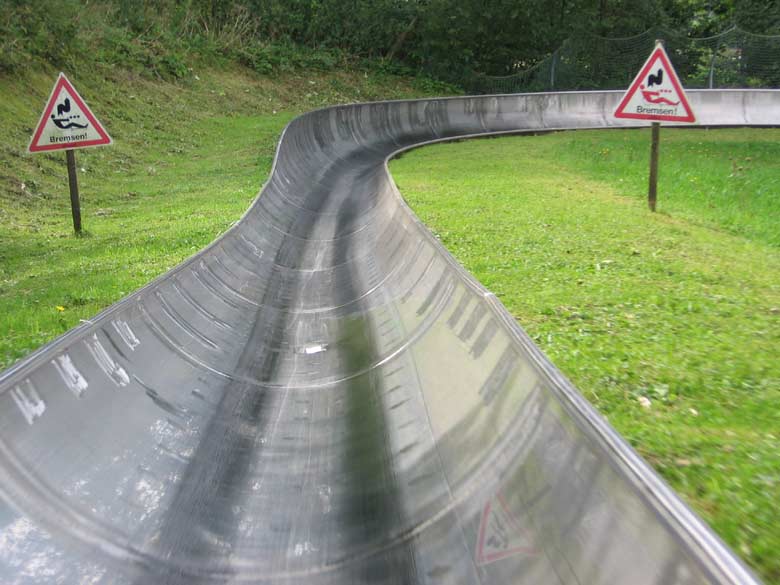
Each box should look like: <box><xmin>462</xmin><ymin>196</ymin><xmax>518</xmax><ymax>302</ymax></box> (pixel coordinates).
<box><xmin>614</xmin><ymin>44</ymin><xmax>696</xmax><ymax>123</ymax></box>
<box><xmin>28</xmin><ymin>73</ymin><xmax>112</xmax><ymax>153</ymax></box>
<box><xmin>475</xmin><ymin>493</ymin><xmax>537</xmax><ymax>566</ymax></box>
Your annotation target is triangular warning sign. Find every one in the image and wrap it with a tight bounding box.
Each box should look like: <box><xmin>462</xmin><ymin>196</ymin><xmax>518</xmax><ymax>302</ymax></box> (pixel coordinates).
<box><xmin>614</xmin><ymin>44</ymin><xmax>696</xmax><ymax>123</ymax></box>
<box><xmin>475</xmin><ymin>493</ymin><xmax>536</xmax><ymax>566</ymax></box>
<box><xmin>28</xmin><ymin>73</ymin><xmax>112</xmax><ymax>153</ymax></box>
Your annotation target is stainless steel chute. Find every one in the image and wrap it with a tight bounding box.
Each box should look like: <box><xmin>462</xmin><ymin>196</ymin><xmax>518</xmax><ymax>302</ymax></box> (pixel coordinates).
<box><xmin>1</xmin><ymin>90</ymin><xmax>777</xmax><ymax>584</ymax></box>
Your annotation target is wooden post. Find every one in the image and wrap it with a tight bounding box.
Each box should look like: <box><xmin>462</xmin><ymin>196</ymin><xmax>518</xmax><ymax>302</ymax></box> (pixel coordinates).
<box><xmin>648</xmin><ymin>121</ymin><xmax>660</xmax><ymax>212</ymax></box>
<box><xmin>65</xmin><ymin>149</ymin><xmax>82</xmax><ymax>233</ymax></box>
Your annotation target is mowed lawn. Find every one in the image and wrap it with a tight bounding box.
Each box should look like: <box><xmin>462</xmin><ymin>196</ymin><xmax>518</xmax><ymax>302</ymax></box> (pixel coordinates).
<box><xmin>390</xmin><ymin>128</ymin><xmax>780</xmax><ymax>583</ymax></box>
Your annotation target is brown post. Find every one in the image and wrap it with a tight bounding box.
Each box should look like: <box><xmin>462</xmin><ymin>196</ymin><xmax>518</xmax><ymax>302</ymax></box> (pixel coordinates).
<box><xmin>648</xmin><ymin>121</ymin><xmax>660</xmax><ymax>212</ymax></box>
<box><xmin>65</xmin><ymin>149</ymin><xmax>82</xmax><ymax>233</ymax></box>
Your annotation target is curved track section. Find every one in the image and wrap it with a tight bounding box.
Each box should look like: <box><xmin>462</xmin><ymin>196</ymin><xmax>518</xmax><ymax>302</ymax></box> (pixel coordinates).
<box><xmin>0</xmin><ymin>90</ymin><xmax>777</xmax><ymax>584</ymax></box>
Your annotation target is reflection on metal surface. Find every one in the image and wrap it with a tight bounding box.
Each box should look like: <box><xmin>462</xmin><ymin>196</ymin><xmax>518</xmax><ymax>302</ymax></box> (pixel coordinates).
<box><xmin>0</xmin><ymin>90</ymin><xmax>777</xmax><ymax>584</ymax></box>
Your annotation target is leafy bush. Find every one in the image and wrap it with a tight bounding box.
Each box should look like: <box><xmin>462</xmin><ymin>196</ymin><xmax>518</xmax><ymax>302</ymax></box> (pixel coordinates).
<box><xmin>1</xmin><ymin>0</ymin><xmax>776</xmax><ymax>88</ymax></box>
<box><xmin>235</xmin><ymin>43</ymin><xmax>344</xmax><ymax>74</ymax></box>
<box><xmin>0</xmin><ymin>0</ymin><xmax>86</xmax><ymax>72</ymax></box>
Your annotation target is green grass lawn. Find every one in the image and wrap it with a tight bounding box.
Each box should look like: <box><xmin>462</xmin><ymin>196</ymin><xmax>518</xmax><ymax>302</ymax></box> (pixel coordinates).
<box><xmin>0</xmin><ymin>65</ymin><xmax>449</xmax><ymax>368</ymax></box>
<box><xmin>390</xmin><ymin>128</ymin><xmax>780</xmax><ymax>583</ymax></box>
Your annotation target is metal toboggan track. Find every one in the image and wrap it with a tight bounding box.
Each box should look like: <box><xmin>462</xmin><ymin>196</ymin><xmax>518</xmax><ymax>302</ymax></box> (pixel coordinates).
<box><xmin>0</xmin><ymin>90</ymin><xmax>777</xmax><ymax>584</ymax></box>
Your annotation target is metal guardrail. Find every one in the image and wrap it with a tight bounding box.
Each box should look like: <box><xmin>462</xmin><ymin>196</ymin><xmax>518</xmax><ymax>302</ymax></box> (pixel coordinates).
<box><xmin>0</xmin><ymin>90</ymin><xmax>777</xmax><ymax>584</ymax></box>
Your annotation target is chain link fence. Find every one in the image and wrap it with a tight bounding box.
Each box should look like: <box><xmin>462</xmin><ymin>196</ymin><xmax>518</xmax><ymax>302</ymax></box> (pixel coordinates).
<box><xmin>469</xmin><ymin>27</ymin><xmax>780</xmax><ymax>94</ymax></box>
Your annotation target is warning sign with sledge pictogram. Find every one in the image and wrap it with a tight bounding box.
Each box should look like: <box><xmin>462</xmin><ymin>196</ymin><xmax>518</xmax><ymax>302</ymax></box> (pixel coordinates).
<box><xmin>475</xmin><ymin>493</ymin><xmax>537</xmax><ymax>566</ymax></box>
<box><xmin>28</xmin><ymin>73</ymin><xmax>112</xmax><ymax>153</ymax></box>
<box><xmin>614</xmin><ymin>43</ymin><xmax>696</xmax><ymax>123</ymax></box>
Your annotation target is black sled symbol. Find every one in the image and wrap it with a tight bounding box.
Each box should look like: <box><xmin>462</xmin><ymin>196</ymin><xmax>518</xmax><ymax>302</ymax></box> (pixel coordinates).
<box><xmin>648</xmin><ymin>69</ymin><xmax>663</xmax><ymax>87</ymax></box>
<box><xmin>51</xmin><ymin>97</ymin><xmax>88</xmax><ymax>130</ymax></box>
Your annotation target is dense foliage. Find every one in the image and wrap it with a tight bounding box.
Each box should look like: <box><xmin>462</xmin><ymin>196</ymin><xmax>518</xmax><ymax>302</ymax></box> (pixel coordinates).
<box><xmin>229</xmin><ymin>0</ymin><xmax>780</xmax><ymax>79</ymax></box>
<box><xmin>1</xmin><ymin>0</ymin><xmax>778</xmax><ymax>84</ymax></box>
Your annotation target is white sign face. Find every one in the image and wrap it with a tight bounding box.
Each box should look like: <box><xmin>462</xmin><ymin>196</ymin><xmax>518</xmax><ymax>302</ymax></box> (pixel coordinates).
<box><xmin>614</xmin><ymin>44</ymin><xmax>696</xmax><ymax>123</ymax></box>
<box><xmin>28</xmin><ymin>73</ymin><xmax>112</xmax><ymax>153</ymax></box>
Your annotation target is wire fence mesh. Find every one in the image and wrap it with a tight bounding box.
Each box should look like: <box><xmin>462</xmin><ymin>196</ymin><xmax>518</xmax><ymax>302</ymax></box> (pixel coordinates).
<box><xmin>469</xmin><ymin>27</ymin><xmax>780</xmax><ymax>94</ymax></box>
